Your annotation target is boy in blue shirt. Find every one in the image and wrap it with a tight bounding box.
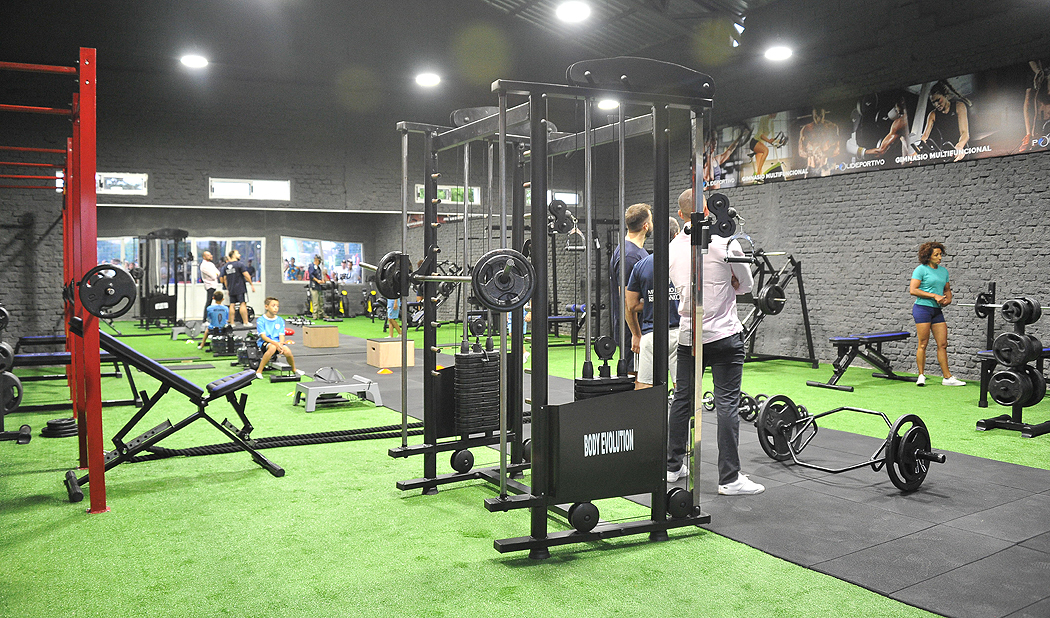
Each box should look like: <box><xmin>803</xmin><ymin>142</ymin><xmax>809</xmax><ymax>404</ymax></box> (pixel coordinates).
<box><xmin>255</xmin><ymin>297</ymin><xmax>305</xmax><ymax>379</ymax></box>
<box><xmin>198</xmin><ymin>291</ymin><xmax>230</xmax><ymax>350</ymax></box>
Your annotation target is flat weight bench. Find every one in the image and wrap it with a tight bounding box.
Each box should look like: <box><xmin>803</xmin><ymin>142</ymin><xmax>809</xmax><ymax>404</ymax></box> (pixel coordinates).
<box><xmin>13</xmin><ymin>334</ymin><xmax>65</xmax><ymax>354</ymax></box>
<box><xmin>12</xmin><ymin>351</ymin><xmax>141</xmax><ymax>412</ymax></box>
<box><xmin>294</xmin><ymin>374</ymin><xmax>382</xmax><ymax>412</ymax></box>
<box><xmin>807</xmin><ymin>331</ymin><xmax>917</xmax><ymax>392</ymax></box>
<box><xmin>975</xmin><ymin>347</ymin><xmax>1050</xmax><ymax>407</ymax></box>
<box><xmin>63</xmin><ymin>317</ymin><xmax>283</xmax><ymax>503</ymax></box>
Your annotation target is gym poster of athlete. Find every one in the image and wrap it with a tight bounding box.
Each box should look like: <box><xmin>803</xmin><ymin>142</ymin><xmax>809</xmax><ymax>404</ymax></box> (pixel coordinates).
<box><xmin>704</xmin><ymin>57</ymin><xmax>1049</xmax><ymax>189</ymax></box>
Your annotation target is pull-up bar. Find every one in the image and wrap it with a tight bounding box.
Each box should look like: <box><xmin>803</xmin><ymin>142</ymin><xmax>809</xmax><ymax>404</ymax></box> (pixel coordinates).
<box><xmin>0</xmin><ymin>145</ymin><xmax>66</xmax><ymax>154</ymax></box>
<box><xmin>0</xmin><ymin>103</ymin><xmax>72</xmax><ymax>116</ymax></box>
<box><xmin>0</xmin><ymin>60</ymin><xmax>79</xmax><ymax>75</ymax></box>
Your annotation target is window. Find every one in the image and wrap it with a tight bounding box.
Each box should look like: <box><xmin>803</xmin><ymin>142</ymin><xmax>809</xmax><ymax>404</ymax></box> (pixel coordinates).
<box><xmin>209</xmin><ymin>178</ymin><xmax>291</xmax><ymax>201</ymax></box>
<box><xmin>96</xmin><ymin>237</ymin><xmax>140</xmax><ymax>270</ymax></box>
<box><xmin>413</xmin><ymin>184</ymin><xmax>481</xmax><ymax>205</ymax></box>
<box><xmin>97</xmin><ymin>173</ymin><xmax>148</xmax><ymax>196</ymax></box>
<box><xmin>281</xmin><ymin>237</ymin><xmax>363</xmax><ymax>284</ymax></box>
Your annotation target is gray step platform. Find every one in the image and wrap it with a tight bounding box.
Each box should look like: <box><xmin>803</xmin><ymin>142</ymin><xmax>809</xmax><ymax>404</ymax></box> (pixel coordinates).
<box><xmin>293</xmin><ymin>375</ymin><xmax>382</xmax><ymax>412</ymax></box>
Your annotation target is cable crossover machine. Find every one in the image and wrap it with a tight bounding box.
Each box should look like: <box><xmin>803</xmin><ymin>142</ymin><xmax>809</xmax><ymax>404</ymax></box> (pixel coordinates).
<box><xmin>379</xmin><ymin>56</ymin><xmax>731</xmax><ymax>559</ymax></box>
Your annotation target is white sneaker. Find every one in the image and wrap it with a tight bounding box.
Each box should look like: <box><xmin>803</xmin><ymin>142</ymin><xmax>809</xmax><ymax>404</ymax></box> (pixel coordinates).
<box><xmin>295</xmin><ymin>369</ymin><xmax>306</xmax><ymax>376</ymax></box>
<box><xmin>916</xmin><ymin>375</ymin><xmax>925</xmax><ymax>387</ymax></box>
<box><xmin>942</xmin><ymin>376</ymin><xmax>966</xmax><ymax>386</ymax></box>
<box><xmin>718</xmin><ymin>473</ymin><xmax>765</xmax><ymax>495</ymax></box>
<box><xmin>255</xmin><ymin>372</ymin><xmax>263</xmax><ymax>380</ymax></box>
<box><xmin>666</xmin><ymin>465</ymin><xmax>688</xmax><ymax>483</ymax></box>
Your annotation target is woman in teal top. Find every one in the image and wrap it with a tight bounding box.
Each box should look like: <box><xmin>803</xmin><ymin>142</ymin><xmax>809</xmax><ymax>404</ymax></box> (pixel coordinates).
<box><xmin>909</xmin><ymin>242</ymin><xmax>965</xmax><ymax>387</ymax></box>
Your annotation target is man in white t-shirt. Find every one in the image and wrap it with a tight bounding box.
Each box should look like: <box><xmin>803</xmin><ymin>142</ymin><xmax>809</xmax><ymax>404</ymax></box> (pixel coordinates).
<box><xmin>666</xmin><ymin>188</ymin><xmax>764</xmax><ymax>496</ymax></box>
<box><xmin>199</xmin><ymin>251</ymin><xmax>221</xmax><ymax>321</ymax></box>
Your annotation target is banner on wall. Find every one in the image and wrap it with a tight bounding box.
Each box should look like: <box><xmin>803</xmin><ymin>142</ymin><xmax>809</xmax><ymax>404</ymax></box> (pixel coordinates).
<box><xmin>705</xmin><ymin>58</ymin><xmax>1049</xmax><ymax>189</ymax></box>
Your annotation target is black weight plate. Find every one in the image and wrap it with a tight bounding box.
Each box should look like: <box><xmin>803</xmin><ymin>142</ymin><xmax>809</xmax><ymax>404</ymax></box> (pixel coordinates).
<box><xmin>886</xmin><ymin>414</ymin><xmax>931</xmax><ymax>492</ymax></box>
<box><xmin>374</xmin><ymin>251</ymin><xmax>403</xmax><ymax>301</ymax></box>
<box><xmin>593</xmin><ymin>335</ymin><xmax>617</xmax><ymax>361</ymax></box>
<box><xmin>989</xmin><ymin>370</ymin><xmax>1029</xmax><ymax>406</ymax></box>
<box><xmin>1001</xmin><ymin>299</ymin><xmax>1028</xmax><ymax>324</ymax></box>
<box><xmin>1022</xmin><ymin>297</ymin><xmax>1042</xmax><ymax>325</ymax></box>
<box><xmin>1</xmin><ymin>371</ymin><xmax>24</xmax><ymax>414</ymax></box>
<box><xmin>471</xmin><ymin>248</ymin><xmax>535</xmax><ymax>313</ymax></box>
<box><xmin>755</xmin><ymin>394</ymin><xmax>799</xmax><ymax>461</ymax></box>
<box><xmin>569</xmin><ymin>501</ymin><xmax>599</xmax><ymax>533</ymax></box>
<box><xmin>739</xmin><ymin>395</ymin><xmax>758</xmax><ymax>422</ymax></box>
<box><xmin>0</xmin><ymin>342</ymin><xmax>13</xmax><ymax>373</ymax></box>
<box><xmin>993</xmin><ymin>332</ymin><xmax>1038</xmax><ymax>366</ymax></box>
<box><xmin>666</xmin><ymin>487</ymin><xmax>693</xmax><ymax>519</ymax></box>
<box><xmin>701</xmin><ymin>390</ymin><xmax>714</xmax><ymax>413</ymax></box>
<box><xmin>79</xmin><ymin>264</ymin><xmax>137</xmax><ymax>319</ymax></box>
<box><xmin>758</xmin><ymin>284</ymin><xmax>785</xmax><ymax>316</ymax></box>
<box><xmin>1023</xmin><ymin>365</ymin><xmax>1046</xmax><ymax>407</ymax></box>
<box><xmin>46</xmin><ymin>418</ymin><xmax>76</xmax><ymax>428</ymax></box>
<box><xmin>0</xmin><ymin>305</ymin><xmax>8</xmax><ymax>332</ymax></box>
<box><xmin>974</xmin><ymin>292</ymin><xmax>994</xmax><ymax>319</ymax></box>
<box><xmin>449</xmin><ymin>449</ymin><xmax>475</xmax><ymax>473</ymax></box>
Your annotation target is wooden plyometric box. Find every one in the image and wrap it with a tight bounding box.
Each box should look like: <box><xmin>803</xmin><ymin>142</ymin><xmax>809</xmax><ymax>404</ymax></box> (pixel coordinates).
<box><xmin>367</xmin><ymin>338</ymin><xmax>415</xmax><ymax>368</ymax></box>
<box><xmin>303</xmin><ymin>324</ymin><xmax>340</xmax><ymax>348</ymax></box>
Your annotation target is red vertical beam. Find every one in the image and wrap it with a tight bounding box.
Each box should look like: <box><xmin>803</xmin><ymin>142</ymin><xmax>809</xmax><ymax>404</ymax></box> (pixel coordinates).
<box><xmin>73</xmin><ymin>48</ymin><xmax>106</xmax><ymax>513</ymax></box>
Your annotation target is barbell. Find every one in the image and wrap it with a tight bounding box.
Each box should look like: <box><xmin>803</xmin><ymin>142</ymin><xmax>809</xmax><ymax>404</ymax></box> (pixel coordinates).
<box><xmin>363</xmin><ymin>248</ymin><xmax>535</xmax><ymax>313</ymax></box>
<box><xmin>958</xmin><ymin>294</ymin><xmax>1045</xmax><ymax>324</ymax></box>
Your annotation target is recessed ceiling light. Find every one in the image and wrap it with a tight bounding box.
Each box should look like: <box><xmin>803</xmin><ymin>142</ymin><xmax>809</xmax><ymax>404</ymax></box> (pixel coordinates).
<box><xmin>597</xmin><ymin>99</ymin><xmax>619</xmax><ymax>110</ymax></box>
<box><xmin>556</xmin><ymin>1</ymin><xmax>591</xmax><ymax>23</ymax></box>
<box><xmin>764</xmin><ymin>46</ymin><xmax>792</xmax><ymax>61</ymax></box>
<box><xmin>415</xmin><ymin>73</ymin><xmax>441</xmax><ymax>87</ymax></box>
<box><xmin>180</xmin><ymin>55</ymin><xmax>208</xmax><ymax>69</ymax></box>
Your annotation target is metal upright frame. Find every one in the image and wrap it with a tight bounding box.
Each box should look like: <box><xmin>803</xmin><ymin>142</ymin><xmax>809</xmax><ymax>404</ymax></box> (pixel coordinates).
<box><xmin>483</xmin><ymin>67</ymin><xmax>715</xmax><ymax>557</ymax></box>
<box><xmin>0</xmin><ymin>49</ymin><xmax>105</xmax><ymax>512</ymax></box>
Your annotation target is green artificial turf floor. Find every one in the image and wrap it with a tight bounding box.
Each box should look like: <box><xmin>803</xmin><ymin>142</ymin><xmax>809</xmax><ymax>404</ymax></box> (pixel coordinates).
<box><xmin>1</xmin><ymin>316</ymin><xmax>1046</xmax><ymax>616</ymax></box>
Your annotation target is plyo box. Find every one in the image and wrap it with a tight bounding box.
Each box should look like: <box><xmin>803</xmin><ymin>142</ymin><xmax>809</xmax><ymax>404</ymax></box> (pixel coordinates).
<box><xmin>367</xmin><ymin>338</ymin><xmax>415</xmax><ymax>368</ymax></box>
<box><xmin>303</xmin><ymin>325</ymin><xmax>340</xmax><ymax>348</ymax></box>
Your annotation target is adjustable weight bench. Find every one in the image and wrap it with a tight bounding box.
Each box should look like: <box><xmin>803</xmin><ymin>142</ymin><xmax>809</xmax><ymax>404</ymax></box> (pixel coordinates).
<box><xmin>806</xmin><ymin>331</ymin><xmax>917</xmax><ymax>392</ymax></box>
<box><xmin>63</xmin><ymin>318</ymin><xmax>283</xmax><ymax>503</ymax></box>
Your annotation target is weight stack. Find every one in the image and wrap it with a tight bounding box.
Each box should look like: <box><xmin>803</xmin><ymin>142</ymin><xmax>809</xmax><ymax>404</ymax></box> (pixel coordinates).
<box><xmin>453</xmin><ymin>351</ymin><xmax>501</xmax><ymax>435</ymax></box>
<box><xmin>573</xmin><ymin>376</ymin><xmax>635</xmax><ymax>401</ymax></box>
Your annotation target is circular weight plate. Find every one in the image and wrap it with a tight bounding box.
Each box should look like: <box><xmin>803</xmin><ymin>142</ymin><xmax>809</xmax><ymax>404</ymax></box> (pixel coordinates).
<box><xmin>1022</xmin><ymin>297</ymin><xmax>1042</xmax><ymax>325</ymax></box>
<box><xmin>79</xmin><ymin>264</ymin><xmax>137</xmax><ymax>319</ymax></box>
<box><xmin>755</xmin><ymin>394</ymin><xmax>800</xmax><ymax>461</ymax></box>
<box><xmin>548</xmin><ymin>199</ymin><xmax>568</xmax><ymax>219</ymax></box>
<box><xmin>0</xmin><ymin>342</ymin><xmax>13</xmax><ymax>373</ymax></box>
<box><xmin>974</xmin><ymin>292</ymin><xmax>994</xmax><ymax>319</ymax></box>
<box><xmin>374</xmin><ymin>251</ymin><xmax>404</xmax><ymax>301</ymax></box>
<box><xmin>468</xmin><ymin>316</ymin><xmax>487</xmax><ymax>336</ymax></box>
<box><xmin>989</xmin><ymin>370</ymin><xmax>1029</xmax><ymax>407</ymax></box>
<box><xmin>593</xmin><ymin>335</ymin><xmax>617</xmax><ymax>361</ymax></box>
<box><xmin>1001</xmin><ymin>299</ymin><xmax>1028</xmax><ymax>324</ymax></box>
<box><xmin>701</xmin><ymin>391</ymin><xmax>715</xmax><ymax>413</ymax></box>
<box><xmin>754</xmin><ymin>393</ymin><xmax>768</xmax><ymax>406</ymax></box>
<box><xmin>1022</xmin><ymin>365</ymin><xmax>1047</xmax><ymax>407</ymax></box>
<box><xmin>471</xmin><ymin>249</ymin><xmax>535</xmax><ymax>313</ymax></box>
<box><xmin>666</xmin><ymin>487</ymin><xmax>693</xmax><ymax>519</ymax></box>
<box><xmin>521</xmin><ymin>438</ymin><xmax>532</xmax><ymax>463</ymax></box>
<box><xmin>0</xmin><ymin>371</ymin><xmax>24</xmax><ymax>414</ymax></box>
<box><xmin>449</xmin><ymin>449</ymin><xmax>475</xmax><ymax>474</ymax></box>
<box><xmin>758</xmin><ymin>284</ymin><xmax>786</xmax><ymax>316</ymax></box>
<box><xmin>46</xmin><ymin>418</ymin><xmax>76</xmax><ymax>428</ymax></box>
<box><xmin>521</xmin><ymin>238</ymin><xmax>532</xmax><ymax>259</ymax></box>
<box><xmin>885</xmin><ymin>414</ymin><xmax>931</xmax><ymax>492</ymax></box>
<box><xmin>993</xmin><ymin>332</ymin><xmax>1037</xmax><ymax>366</ymax></box>
<box><xmin>739</xmin><ymin>394</ymin><xmax>758</xmax><ymax>423</ymax></box>
<box><xmin>569</xmin><ymin>502</ymin><xmax>599</xmax><ymax>533</ymax></box>
<box><xmin>0</xmin><ymin>305</ymin><xmax>8</xmax><ymax>331</ymax></box>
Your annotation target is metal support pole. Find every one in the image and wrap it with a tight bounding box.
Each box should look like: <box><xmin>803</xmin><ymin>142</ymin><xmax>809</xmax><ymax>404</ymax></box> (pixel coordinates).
<box><xmin>421</xmin><ymin>130</ymin><xmax>439</xmax><ymax>494</ymax></box>
<box><xmin>582</xmin><ymin>99</ymin><xmax>594</xmax><ymax>376</ymax></box>
<box><xmin>400</xmin><ymin>128</ymin><xmax>410</xmax><ymax>448</ymax></box>
<box><xmin>462</xmin><ymin>144</ymin><xmax>471</xmax><ymax>344</ymax></box>
<box><xmin>689</xmin><ymin>107</ymin><xmax>707</xmax><ymax>515</ymax></box>
<box><xmin>650</xmin><ymin>102</ymin><xmax>670</xmax><ymax>534</ymax></box>
<box><xmin>74</xmin><ymin>48</ymin><xmax>106</xmax><ymax>513</ymax></box>
<box><xmin>617</xmin><ymin>101</ymin><xmax>627</xmax><ymax>375</ymax></box>
<box><xmin>498</xmin><ymin>92</ymin><xmax>510</xmax><ymax>498</ymax></box>
<box><xmin>528</xmin><ymin>93</ymin><xmax>550</xmax><ymax>559</ymax></box>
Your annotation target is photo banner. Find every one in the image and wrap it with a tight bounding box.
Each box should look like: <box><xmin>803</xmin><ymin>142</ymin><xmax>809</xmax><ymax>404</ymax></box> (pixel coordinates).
<box><xmin>704</xmin><ymin>58</ymin><xmax>1049</xmax><ymax>189</ymax></box>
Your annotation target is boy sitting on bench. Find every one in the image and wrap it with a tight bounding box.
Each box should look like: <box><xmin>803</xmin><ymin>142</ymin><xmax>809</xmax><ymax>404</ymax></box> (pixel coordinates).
<box><xmin>198</xmin><ymin>290</ymin><xmax>229</xmax><ymax>350</ymax></box>
<box><xmin>255</xmin><ymin>297</ymin><xmax>305</xmax><ymax>380</ymax></box>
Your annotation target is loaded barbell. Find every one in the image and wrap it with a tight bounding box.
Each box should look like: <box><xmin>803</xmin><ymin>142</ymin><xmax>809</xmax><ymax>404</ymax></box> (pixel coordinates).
<box><xmin>363</xmin><ymin>248</ymin><xmax>535</xmax><ymax>314</ymax></box>
<box><xmin>959</xmin><ymin>295</ymin><xmax>1045</xmax><ymax>324</ymax></box>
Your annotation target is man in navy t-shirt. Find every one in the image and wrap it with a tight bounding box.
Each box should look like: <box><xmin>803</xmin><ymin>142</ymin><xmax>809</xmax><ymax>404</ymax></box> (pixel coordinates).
<box><xmin>609</xmin><ymin>203</ymin><xmax>652</xmax><ymax>373</ymax></box>
<box><xmin>626</xmin><ymin>216</ymin><xmax>681</xmax><ymax>389</ymax></box>
<box><xmin>221</xmin><ymin>249</ymin><xmax>255</xmax><ymax>326</ymax></box>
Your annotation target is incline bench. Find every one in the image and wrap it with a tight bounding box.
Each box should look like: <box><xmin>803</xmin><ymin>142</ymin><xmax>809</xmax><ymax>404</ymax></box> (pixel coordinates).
<box><xmin>807</xmin><ymin>331</ymin><xmax>917</xmax><ymax>392</ymax></box>
<box><xmin>63</xmin><ymin>318</ymin><xmax>283</xmax><ymax>503</ymax></box>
